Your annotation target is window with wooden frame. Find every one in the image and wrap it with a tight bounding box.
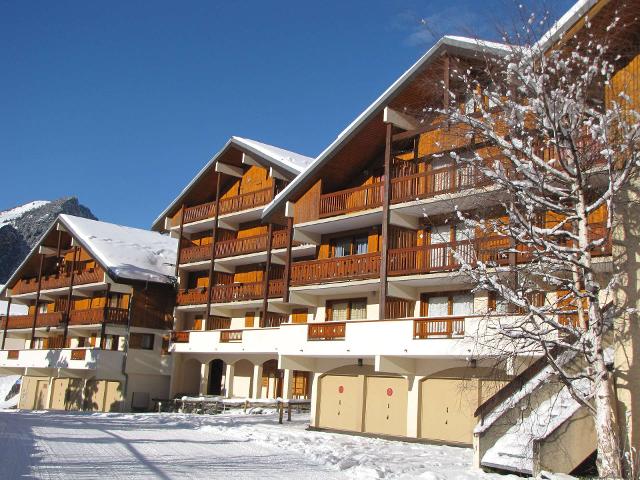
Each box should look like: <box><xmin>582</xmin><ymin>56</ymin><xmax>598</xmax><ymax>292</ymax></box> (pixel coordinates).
<box><xmin>420</xmin><ymin>291</ymin><xmax>474</xmax><ymax>317</ymax></box>
<box><xmin>330</xmin><ymin>234</ymin><xmax>369</xmax><ymax>258</ymax></box>
<box><xmin>129</xmin><ymin>333</ymin><xmax>155</xmax><ymax>350</ymax></box>
<box><xmin>326</xmin><ymin>298</ymin><xmax>367</xmax><ymax>321</ymax></box>
<box><xmin>104</xmin><ymin>334</ymin><xmax>120</xmax><ymax>351</ymax></box>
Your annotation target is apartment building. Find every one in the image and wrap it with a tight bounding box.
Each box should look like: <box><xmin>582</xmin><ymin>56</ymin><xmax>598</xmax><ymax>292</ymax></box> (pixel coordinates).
<box><xmin>0</xmin><ymin>214</ymin><xmax>177</xmax><ymax>412</ymax></box>
<box><xmin>152</xmin><ymin>136</ymin><xmax>314</xmax><ymax>401</ymax></box>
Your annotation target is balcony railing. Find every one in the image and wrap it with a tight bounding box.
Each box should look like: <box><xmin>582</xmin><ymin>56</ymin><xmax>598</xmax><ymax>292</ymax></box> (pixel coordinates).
<box><xmin>176</xmin><ymin>280</ymin><xmax>284</xmax><ymax>306</ymax></box>
<box><xmin>308</xmin><ymin>322</ymin><xmax>346</xmax><ymax>341</ymax></box>
<box><xmin>172</xmin><ymin>331</ymin><xmax>190</xmax><ymax>343</ymax></box>
<box><xmin>70</xmin><ymin>349</ymin><xmax>87</xmax><ymax>360</ymax></box>
<box><xmin>179</xmin><ymin>229</ymin><xmax>291</xmax><ymax>265</ymax></box>
<box><xmin>207</xmin><ymin>316</ymin><xmax>232</xmax><ymax>330</ymax></box>
<box><xmin>68</xmin><ymin>307</ymin><xmax>129</xmax><ymax>326</ymax></box>
<box><xmin>11</xmin><ymin>266</ymin><xmax>105</xmax><ymax>295</ymax></box>
<box><xmin>291</xmin><ymin>252</ymin><xmax>381</xmax><ymax>286</ymax></box>
<box><xmin>182</xmin><ymin>187</ymin><xmax>274</xmax><ymax>224</ymax></box>
<box><xmin>7</xmin><ymin>350</ymin><xmax>19</xmax><ymax>360</ymax></box>
<box><xmin>319</xmin><ymin>183</ymin><xmax>383</xmax><ymax>218</ymax></box>
<box><xmin>220</xmin><ymin>330</ymin><xmax>243</xmax><ymax>343</ymax></box>
<box><xmin>261</xmin><ymin>313</ymin><xmax>287</xmax><ymax>328</ymax></box>
<box><xmin>388</xmin><ymin>236</ymin><xmax>510</xmax><ymax>276</ymax></box>
<box><xmin>413</xmin><ymin>317</ymin><xmax>465</xmax><ymax>339</ymax></box>
<box><xmin>0</xmin><ymin>311</ymin><xmax>63</xmax><ymax>330</ymax></box>
<box><xmin>391</xmin><ymin>165</ymin><xmax>490</xmax><ymax>204</ymax></box>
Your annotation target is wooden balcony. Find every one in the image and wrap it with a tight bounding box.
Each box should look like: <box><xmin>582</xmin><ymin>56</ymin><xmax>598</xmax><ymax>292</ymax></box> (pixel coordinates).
<box><xmin>176</xmin><ymin>280</ymin><xmax>284</xmax><ymax>306</ymax></box>
<box><xmin>308</xmin><ymin>322</ymin><xmax>346</xmax><ymax>341</ymax></box>
<box><xmin>179</xmin><ymin>229</ymin><xmax>291</xmax><ymax>265</ymax></box>
<box><xmin>388</xmin><ymin>236</ymin><xmax>510</xmax><ymax>276</ymax></box>
<box><xmin>182</xmin><ymin>187</ymin><xmax>274</xmax><ymax>224</ymax></box>
<box><xmin>11</xmin><ymin>266</ymin><xmax>105</xmax><ymax>295</ymax></box>
<box><xmin>68</xmin><ymin>307</ymin><xmax>129</xmax><ymax>326</ymax></box>
<box><xmin>172</xmin><ymin>331</ymin><xmax>190</xmax><ymax>343</ymax></box>
<box><xmin>7</xmin><ymin>350</ymin><xmax>19</xmax><ymax>360</ymax></box>
<box><xmin>70</xmin><ymin>349</ymin><xmax>86</xmax><ymax>360</ymax></box>
<box><xmin>291</xmin><ymin>252</ymin><xmax>381</xmax><ymax>286</ymax></box>
<box><xmin>0</xmin><ymin>311</ymin><xmax>63</xmax><ymax>330</ymax></box>
<box><xmin>319</xmin><ymin>183</ymin><xmax>383</xmax><ymax>218</ymax></box>
<box><xmin>220</xmin><ymin>330</ymin><xmax>243</xmax><ymax>343</ymax></box>
<box><xmin>391</xmin><ymin>165</ymin><xmax>490</xmax><ymax>204</ymax></box>
<box><xmin>413</xmin><ymin>317</ymin><xmax>465</xmax><ymax>339</ymax></box>
<box><xmin>262</xmin><ymin>313</ymin><xmax>287</xmax><ymax>328</ymax></box>
<box><xmin>207</xmin><ymin>316</ymin><xmax>231</xmax><ymax>330</ymax></box>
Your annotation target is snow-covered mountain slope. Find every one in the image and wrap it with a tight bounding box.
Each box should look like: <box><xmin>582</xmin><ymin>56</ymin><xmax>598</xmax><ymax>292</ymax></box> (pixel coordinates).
<box><xmin>0</xmin><ymin>197</ymin><xmax>97</xmax><ymax>283</ymax></box>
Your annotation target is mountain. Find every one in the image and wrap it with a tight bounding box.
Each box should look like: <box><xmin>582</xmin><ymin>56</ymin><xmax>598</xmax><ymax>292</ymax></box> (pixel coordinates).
<box><xmin>0</xmin><ymin>197</ymin><xmax>97</xmax><ymax>283</ymax></box>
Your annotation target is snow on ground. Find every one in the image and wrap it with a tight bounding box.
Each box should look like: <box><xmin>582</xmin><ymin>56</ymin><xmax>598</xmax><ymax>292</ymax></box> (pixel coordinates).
<box><xmin>0</xmin><ymin>201</ymin><xmax>50</xmax><ymax>228</ymax></box>
<box><xmin>0</xmin><ymin>410</ymin><xmax>522</xmax><ymax>480</ymax></box>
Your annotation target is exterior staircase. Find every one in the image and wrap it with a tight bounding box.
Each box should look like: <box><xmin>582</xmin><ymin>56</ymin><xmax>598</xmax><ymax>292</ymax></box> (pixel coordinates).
<box><xmin>473</xmin><ymin>350</ymin><xmax>597</xmax><ymax>476</ymax></box>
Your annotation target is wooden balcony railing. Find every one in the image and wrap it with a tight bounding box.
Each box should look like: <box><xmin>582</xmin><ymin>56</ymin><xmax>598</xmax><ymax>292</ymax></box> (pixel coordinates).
<box><xmin>291</xmin><ymin>252</ymin><xmax>381</xmax><ymax>286</ymax></box>
<box><xmin>176</xmin><ymin>288</ymin><xmax>209</xmax><ymax>306</ymax></box>
<box><xmin>261</xmin><ymin>313</ymin><xmax>287</xmax><ymax>328</ymax></box>
<box><xmin>0</xmin><ymin>312</ymin><xmax>63</xmax><ymax>330</ymax></box>
<box><xmin>308</xmin><ymin>322</ymin><xmax>346</xmax><ymax>341</ymax></box>
<box><xmin>177</xmin><ymin>280</ymin><xmax>284</xmax><ymax>306</ymax></box>
<box><xmin>179</xmin><ymin>229</ymin><xmax>292</xmax><ymax>265</ymax></box>
<box><xmin>68</xmin><ymin>307</ymin><xmax>129</xmax><ymax>326</ymax></box>
<box><xmin>172</xmin><ymin>331</ymin><xmax>190</xmax><ymax>343</ymax></box>
<box><xmin>11</xmin><ymin>266</ymin><xmax>105</xmax><ymax>295</ymax></box>
<box><xmin>70</xmin><ymin>349</ymin><xmax>87</xmax><ymax>360</ymax></box>
<box><xmin>391</xmin><ymin>165</ymin><xmax>490</xmax><ymax>204</ymax></box>
<box><xmin>220</xmin><ymin>330</ymin><xmax>243</xmax><ymax>343</ymax></box>
<box><xmin>7</xmin><ymin>350</ymin><xmax>19</xmax><ymax>360</ymax></box>
<box><xmin>207</xmin><ymin>316</ymin><xmax>231</xmax><ymax>330</ymax></box>
<box><xmin>388</xmin><ymin>237</ymin><xmax>510</xmax><ymax>276</ymax></box>
<box><xmin>413</xmin><ymin>317</ymin><xmax>465</xmax><ymax>339</ymax></box>
<box><xmin>319</xmin><ymin>183</ymin><xmax>383</xmax><ymax>218</ymax></box>
<box><xmin>182</xmin><ymin>187</ymin><xmax>274</xmax><ymax>224</ymax></box>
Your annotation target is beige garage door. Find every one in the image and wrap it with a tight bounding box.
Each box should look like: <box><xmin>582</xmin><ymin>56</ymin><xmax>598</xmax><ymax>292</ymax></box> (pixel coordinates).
<box><xmin>364</xmin><ymin>376</ymin><xmax>408</xmax><ymax>437</ymax></box>
<box><xmin>318</xmin><ymin>375</ymin><xmax>363</xmax><ymax>432</ymax></box>
<box><xmin>420</xmin><ymin>378</ymin><xmax>479</xmax><ymax>445</ymax></box>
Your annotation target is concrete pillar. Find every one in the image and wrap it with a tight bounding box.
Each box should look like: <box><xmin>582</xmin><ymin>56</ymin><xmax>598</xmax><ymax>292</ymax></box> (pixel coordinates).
<box><xmin>199</xmin><ymin>362</ymin><xmax>210</xmax><ymax>396</ymax></box>
<box><xmin>309</xmin><ymin>371</ymin><xmax>322</xmax><ymax>428</ymax></box>
<box><xmin>224</xmin><ymin>363</ymin><xmax>235</xmax><ymax>398</ymax></box>
<box><xmin>405</xmin><ymin>375</ymin><xmax>421</xmax><ymax>438</ymax></box>
<box><xmin>251</xmin><ymin>363</ymin><xmax>264</xmax><ymax>399</ymax></box>
<box><xmin>282</xmin><ymin>369</ymin><xmax>294</xmax><ymax>400</ymax></box>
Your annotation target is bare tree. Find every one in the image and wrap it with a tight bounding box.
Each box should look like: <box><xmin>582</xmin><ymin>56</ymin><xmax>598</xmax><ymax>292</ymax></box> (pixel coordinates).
<box><xmin>427</xmin><ymin>4</ymin><xmax>639</xmax><ymax>478</ymax></box>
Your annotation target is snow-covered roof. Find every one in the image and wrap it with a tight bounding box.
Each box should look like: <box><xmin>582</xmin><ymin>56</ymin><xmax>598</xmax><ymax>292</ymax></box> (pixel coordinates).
<box><xmin>151</xmin><ymin>136</ymin><xmax>313</xmax><ymax>231</ymax></box>
<box><xmin>535</xmin><ymin>0</ymin><xmax>597</xmax><ymax>52</ymax></box>
<box><xmin>59</xmin><ymin>215</ymin><xmax>177</xmax><ymax>285</ymax></box>
<box><xmin>261</xmin><ymin>35</ymin><xmax>510</xmax><ymax>220</ymax></box>
<box><xmin>1</xmin><ymin>215</ymin><xmax>177</xmax><ymax>296</ymax></box>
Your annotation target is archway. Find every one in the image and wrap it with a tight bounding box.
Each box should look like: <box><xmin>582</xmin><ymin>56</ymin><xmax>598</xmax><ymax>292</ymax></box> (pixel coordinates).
<box><xmin>262</xmin><ymin>359</ymin><xmax>283</xmax><ymax>399</ymax></box>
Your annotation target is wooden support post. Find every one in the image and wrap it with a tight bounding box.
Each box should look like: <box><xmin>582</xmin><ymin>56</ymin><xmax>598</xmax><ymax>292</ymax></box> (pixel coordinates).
<box><xmin>261</xmin><ymin>223</ymin><xmax>274</xmax><ymax>327</ymax></box>
<box><xmin>55</xmin><ymin>230</ymin><xmax>62</xmax><ymax>265</ymax></box>
<box><xmin>1</xmin><ymin>298</ymin><xmax>11</xmax><ymax>350</ymax></box>
<box><xmin>278</xmin><ymin>401</ymin><xmax>284</xmax><ymax>424</ymax></box>
<box><xmin>443</xmin><ymin>54</ymin><xmax>450</xmax><ymax>113</ymax></box>
<box><xmin>205</xmin><ymin>175</ymin><xmax>222</xmax><ymax>321</ymax></box>
<box><xmin>62</xmin><ymin>246</ymin><xmax>79</xmax><ymax>347</ymax></box>
<box><xmin>100</xmin><ymin>283</ymin><xmax>111</xmax><ymax>349</ymax></box>
<box><xmin>282</xmin><ymin>216</ymin><xmax>294</xmax><ymax>303</ymax></box>
<box><xmin>379</xmin><ymin>123</ymin><xmax>393</xmax><ymax>322</ymax></box>
<box><xmin>30</xmin><ymin>253</ymin><xmax>45</xmax><ymax>349</ymax></box>
<box><xmin>287</xmin><ymin>402</ymin><xmax>292</xmax><ymax>422</ymax></box>
<box><xmin>174</xmin><ymin>205</ymin><xmax>185</xmax><ymax>278</ymax></box>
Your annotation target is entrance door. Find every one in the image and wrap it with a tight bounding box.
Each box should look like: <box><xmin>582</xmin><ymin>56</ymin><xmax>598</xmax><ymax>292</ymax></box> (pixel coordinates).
<box><xmin>208</xmin><ymin>359</ymin><xmax>224</xmax><ymax>395</ymax></box>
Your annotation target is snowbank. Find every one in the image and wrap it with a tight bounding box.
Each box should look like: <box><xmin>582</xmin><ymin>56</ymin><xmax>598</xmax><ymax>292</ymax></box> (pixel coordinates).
<box><xmin>0</xmin><ymin>375</ymin><xmax>20</xmax><ymax>409</ymax></box>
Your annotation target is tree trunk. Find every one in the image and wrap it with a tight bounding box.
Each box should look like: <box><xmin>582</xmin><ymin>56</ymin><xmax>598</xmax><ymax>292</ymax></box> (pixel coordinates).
<box><xmin>593</xmin><ymin>366</ymin><xmax>623</xmax><ymax>478</ymax></box>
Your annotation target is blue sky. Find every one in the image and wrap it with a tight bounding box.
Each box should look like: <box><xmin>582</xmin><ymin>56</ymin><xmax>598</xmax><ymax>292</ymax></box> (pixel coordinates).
<box><xmin>0</xmin><ymin>0</ymin><xmax>574</xmax><ymax>228</ymax></box>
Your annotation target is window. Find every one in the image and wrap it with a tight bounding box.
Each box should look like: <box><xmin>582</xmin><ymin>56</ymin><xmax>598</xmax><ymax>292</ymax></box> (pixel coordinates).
<box><xmin>326</xmin><ymin>298</ymin><xmax>367</xmax><ymax>321</ymax></box>
<box><xmin>104</xmin><ymin>335</ymin><xmax>120</xmax><ymax>351</ymax></box>
<box><xmin>245</xmin><ymin>312</ymin><xmax>255</xmax><ymax>328</ymax></box>
<box><xmin>129</xmin><ymin>333</ymin><xmax>155</xmax><ymax>350</ymax></box>
<box><xmin>292</xmin><ymin>309</ymin><xmax>308</xmax><ymax>324</ymax></box>
<box><xmin>331</xmin><ymin>234</ymin><xmax>369</xmax><ymax>257</ymax></box>
<box><xmin>421</xmin><ymin>292</ymin><xmax>474</xmax><ymax>317</ymax></box>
